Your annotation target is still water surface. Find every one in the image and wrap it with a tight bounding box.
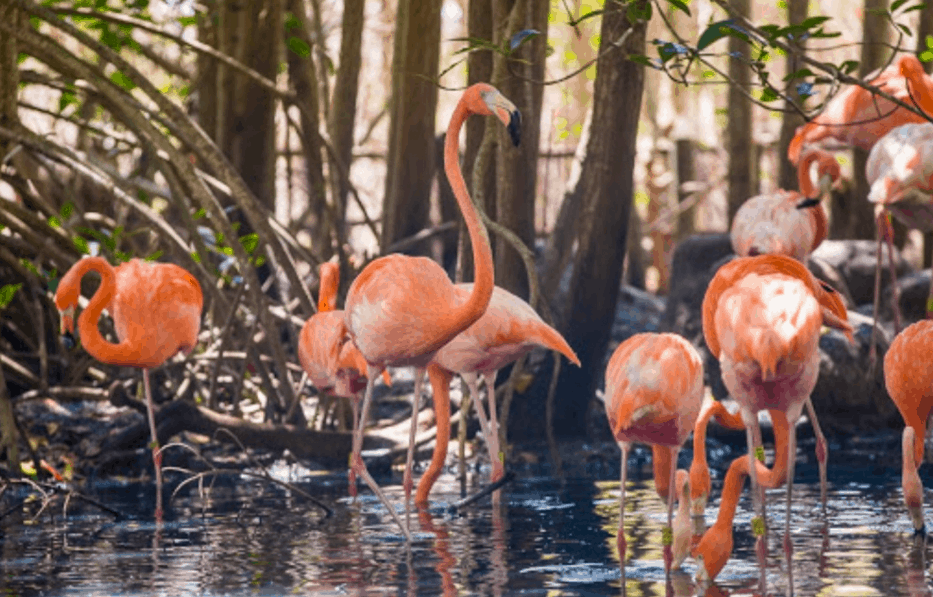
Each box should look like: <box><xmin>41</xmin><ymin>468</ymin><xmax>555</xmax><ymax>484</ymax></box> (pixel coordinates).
<box><xmin>2</xmin><ymin>440</ymin><xmax>932</xmax><ymax>596</ymax></box>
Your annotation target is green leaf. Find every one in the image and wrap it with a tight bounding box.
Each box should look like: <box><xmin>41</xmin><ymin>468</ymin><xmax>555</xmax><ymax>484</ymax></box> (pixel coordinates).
<box><xmin>664</xmin><ymin>0</ymin><xmax>691</xmax><ymax>15</ymax></box>
<box><xmin>60</xmin><ymin>202</ymin><xmax>74</xmax><ymax>219</ymax></box>
<box><xmin>697</xmin><ymin>19</ymin><xmax>735</xmax><ymax>51</ymax></box>
<box><xmin>0</xmin><ymin>284</ymin><xmax>22</xmax><ymax>309</ymax></box>
<box><xmin>193</xmin><ymin>208</ymin><xmax>206</xmax><ymax>220</ymax></box>
<box><xmin>568</xmin><ymin>8</ymin><xmax>607</xmax><ymax>27</ymax></box>
<box><xmin>239</xmin><ymin>233</ymin><xmax>259</xmax><ymax>254</ymax></box>
<box><xmin>926</xmin><ymin>34</ymin><xmax>933</xmax><ymax>50</ymax></box>
<box><xmin>629</xmin><ymin>53</ymin><xmax>657</xmax><ymax>68</ymax></box>
<box><xmin>922</xmin><ymin>49</ymin><xmax>933</xmax><ymax>63</ymax></box>
<box><xmin>800</xmin><ymin>15</ymin><xmax>832</xmax><ymax>28</ymax></box>
<box><xmin>20</xmin><ymin>259</ymin><xmax>40</xmax><ymax>277</ymax></box>
<box><xmin>58</xmin><ymin>90</ymin><xmax>79</xmax><ymax>112</ymax></box>
<box><xmin>99</xmin><ymin>27</ymin><xmax>123</xmax><ymax>51</ymax></box>
<box><xmin>221</xmin><ymin>246</ymin><xmax>234</xmax><ymax>256</ymax></box>
<box><xmin>253</xmin><ymin>255</ymin><xmax>266</xmax><ymax>267</ymax></box>
<box><xmin>191</xmin><ymin>251</ymin><xmax>202</xmax><ymax>263</ymax></box>
<box><xmin>626</xmin><ymin>1</ymin><xmax>652</xmax><ymax>23</ymax></box>
<box><xmin>284</xmin><ymin>13</ymin><xmax>301</xmax><ymax>31</ymax></box>
<box><xmin>145</xmin><ymin>250</ymin><xmax>163</xmax><ymax>262</ymax></box>
<box><xmin>287</xmin><ymin>36</ymin><xmax>311</xmax><ymax>58</ymax></box>
<box><xmin>784</xmin><ymin>68</ymin><xmax>815</xmax><ymax>81</ymax></box>
<box><xmin>49</xmin><ymin>216</ymin><xmax>61</xmax><ymax>228</ymax></box>
<box><xmin>760</xmin><ymin>87</ymin><xmax>779</xmax><ymax>102</ymax></box>
<box><xmin>177</xmin><ymin>15</ymin><xmax>198</xmax><ymax>27</ymax></box>
<box><xmin>73</xmin><ymin>236</ymin><xmax>90</xmax><ymax>254</ymax></box>
<box><xmin>109</xmin><ymin>71</ymin><xmax>136</xmax><ymax>91</ymax></box>
<box><xmin>891</xmin><ymin>0</ymin><xmax>910</xmax><ymax>10</ymax></box>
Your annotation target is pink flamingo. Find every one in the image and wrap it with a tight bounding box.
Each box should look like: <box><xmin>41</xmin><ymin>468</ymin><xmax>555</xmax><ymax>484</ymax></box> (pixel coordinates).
<box><xmin>297</xmin><ymin>262</ymin><xmax>390</xmax><ymax>496</ymax></box>
<box><xmin>55</xmin><ymin>257</ymin><xmax>203</xmax><ymax>520</ymax></box>
<box><xmin>343</xmin><ymin>83</ymin><xmax>520</xmax><ymax>540</ymax></box>
<box><xmin>731</xmin><ymin>148</ymin><xmax>838</xmax><ymax>261</ymax></box>
<box><xmin>884</xmin><ymin>320</ymin><xmax>933</xmax><ymax>534</ymax></box>
<box><xmin>788</xmin><ymin>54</ymin><xmax>933</xmax><ymax>164</ymax></box>
<box><xmin>414</xmin><ymin>283</ymin><xmax>580</xmax><ymax>505</ymax></box>
<box><xmin>688</xmin><ymin>398</ymin><xmax>746</xmax><ymax>517</ymax></box>
<box><xmin>603</xmin><ymin>332</ymin><xmax>704</xmax><ymax>569</ymax></box>
<box><xmin>701</xmin><ymin>254</ymin><xmax>853</xmax><ymax>590</ymax></box>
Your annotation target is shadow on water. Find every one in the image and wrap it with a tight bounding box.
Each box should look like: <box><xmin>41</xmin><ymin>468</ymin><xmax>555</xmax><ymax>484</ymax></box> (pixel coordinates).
<box><xmin>2</xmin><ymin>437</ymin><xmax>933</xmax><ymax>596</ymax></box>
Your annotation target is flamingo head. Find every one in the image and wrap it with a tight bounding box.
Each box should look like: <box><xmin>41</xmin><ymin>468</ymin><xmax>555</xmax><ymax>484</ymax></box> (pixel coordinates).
<box><xmin>816</xmin><ymin>281</ymin><xmax>855</xmax><ymax>343</ymax></box>
<box><xmin>692</xmin><ymin>521</ymin><xmax>733</xmax><ymax>587</ymax></box>
<box><xmin>470</xmin><ymin>83</ymin><xmax>522</xmax><ymax>147</ymax></box>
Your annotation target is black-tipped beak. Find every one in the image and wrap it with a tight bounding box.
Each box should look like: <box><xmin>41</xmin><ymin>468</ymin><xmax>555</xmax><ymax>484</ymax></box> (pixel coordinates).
<box><xmin>62</xmin><ymin>332</ymin><xmax>75</xmax><ymax>350</ymax></box>
<box><xmin>507</xmin><ymin>110</ymin><xmax>522</xmax><ymax>147</ymax></box>
<box><xmin>796</xmin><ymin>197</ymin><xmax>820</xmax><ymax>210</ymax></box>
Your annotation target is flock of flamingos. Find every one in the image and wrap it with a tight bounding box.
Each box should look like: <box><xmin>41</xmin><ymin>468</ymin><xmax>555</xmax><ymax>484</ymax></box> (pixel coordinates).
<box><xmin>48</xmin><ymin>53</ymin><xmax>933</xmax><ymax>593</ymax></box>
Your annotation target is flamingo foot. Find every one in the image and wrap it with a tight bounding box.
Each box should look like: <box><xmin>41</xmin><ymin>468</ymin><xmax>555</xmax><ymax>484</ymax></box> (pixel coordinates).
<box><xmin>662</xmin><ymin>543</ymin><xmax>673</xmax><ymax>571</ymax></box>
<box><xmin>617</xmin><ymin>530</ymin><xmax>627</xmax><ymax>562</ymax></box>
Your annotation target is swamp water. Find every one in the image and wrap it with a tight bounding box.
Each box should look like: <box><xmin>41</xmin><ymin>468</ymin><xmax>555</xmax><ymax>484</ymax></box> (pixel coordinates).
<box><xmin>1</xmin><ymin>438</ymin><xmax>931</xmax><ymax>597</ymax></box>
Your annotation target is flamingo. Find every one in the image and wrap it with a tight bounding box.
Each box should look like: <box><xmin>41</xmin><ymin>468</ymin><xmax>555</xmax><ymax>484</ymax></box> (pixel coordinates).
<box><xmin>603</xmin><ymin>332</ymin><xmax>704</xmax><ymax>569</ymax></box>
<box><xmin>54</xmin><ymin>256</ymin><xmax>203</xmax><ymax>520</ymax></box>
<box><xmin>701</xmin><ymin>254</ymin><xmax>853</xmax><ymax>590</ymax></box>
<box><xmin>297</xmin><ymin>262</ymin><xmax>390</xmax><ymax>496</ymax></box>
<box><xmin>343</xmin><ymin>83</ymin><xmax>520</xmax><ymax>540</ymax></box>
<box><xmin>788</xmin><ymin>54</ymin><xmax>933</xmax><ymax>164</ymax></box>
<box><xmin>414</xmin><ymin>284</ymin><xmax>581</xmax><ymax>505</ymax></box>
<box><xmin>731</xmin><ymin>148</ymin><xmax>839</xmax><ymax>261</ymax></box>
<box><xmin>883</xmin><ymin>319</ymin><xmax>933</xmax><ymax>534</ymax></box>
<box><xmin>692</xmin><ymin>416</ymin><xmax>790</xmax><ymax>586</ymax></box>
<box><xmin>866</xmin><ymin>122</ymin><xmax>933</xmax><ymax>326</ymax></box>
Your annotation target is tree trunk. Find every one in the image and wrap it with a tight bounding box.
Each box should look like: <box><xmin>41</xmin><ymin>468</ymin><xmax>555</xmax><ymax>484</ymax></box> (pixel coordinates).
<box><xmin>330</xmin><ymin>0</ymin><xmax>365</xmax><ymax>230</ymax></box>
<box><xmin>286</xmin><ymin>0</ymin><xmax>330</xmax><ymax>259</ymax></box>
<box><xmin>777</xmin><ymin>0</ymin><xmax>807</xmax><ymax>190</ymax></box>
<box><xmin>455</xmin><ymin>0</ymin><xmax>495</xmax><ymax>282</ymax></box>
<box><xmin>514</xmin><ymin>1</ymin><xmax>648</xmax><ymax>440</ymax></box>
<box><xmin>493</xmin><ymin>0</ymin><xmax>548</xmax><ymax>300</ymax></box>
<box><xmin>846</xmin><ymin>0</ymin><xmax>891</xmax><ymax>240</ymax></box>
<box><xmin>381</xmin><ymin>0</ymin><xmax>442</xmax><ymax>255</ymax></box>
<box><xmin>726</xmin><ymin>0</ymin><xmax>753</xmax><ymax>222</ymax></box>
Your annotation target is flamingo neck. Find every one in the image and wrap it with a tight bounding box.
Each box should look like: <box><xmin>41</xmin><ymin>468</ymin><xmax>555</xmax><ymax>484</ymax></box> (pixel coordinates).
<box><xmin>443</xmin><ymin>100</ymin><xmax>494</xmax><ymax>337</ymax></box>
<box><xmin>797</xmin><ymin>151</ymin><xmax>822</xmax><ymax>198</ymax></box>
<box><xmin>64</xmin><ymin>258</ymin><xmax>142</xmax><ymax>368</ymax></box>
<box><xmin>902</xmin><ymin>57</ymin><xmax>933</xmax><ymax>117</ymax></box>
<box><xmin>715</xmin><ymin>456</ymin><xmax>748</xmax><ymax>528</ymax></box>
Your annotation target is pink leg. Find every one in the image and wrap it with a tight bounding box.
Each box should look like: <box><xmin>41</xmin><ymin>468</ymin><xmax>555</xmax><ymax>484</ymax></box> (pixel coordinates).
<box><xmin>784</xmin><ymin>410</ymin><xmax>800</xmax><ymax>595</ymax></box>
<box><xmin>143</xmin><ymin>369</ymin><xmax>163</xmax><ymax>522</ymax></box>
<box><xmin>882</xmin><ymin>211</ymin><xmax>903</xmax><ymax>333</ymax></box>
<box><xmin>348</xmin><ymin>393</ymin><xmax>360</xmax><ymax>499</ymax></box>
<box><xmin>483</xmin><ymin>371</ymin><xmax>504</xmax><ymax>483</ymax></box>
<box><xmin>870</xmin><ymin>212</ymin><xmax>886</xmax><ymax>367</ymax></box>
<box><xmin>663</xmin><ymin>446</ymin><xmax>679</xmax><ymax>571</ymax></box>
<box><xmin>403</xmin><ymin>367</ymin><xmax>426</xmax><ymax>534</ymax></box>
<box><xmin>805</xmin><ymin>397</ymin><xmax>828</xmax><ymax>509</ymax></box>
<box><xmin>351</xmin><ymin>369</ymin><xmax>412</xmax><ymax>541</ymax></box>
<box><xmin>618</xmin><ymin>442</ymin><xmax>630</xmax><ymax>562</ymax></box>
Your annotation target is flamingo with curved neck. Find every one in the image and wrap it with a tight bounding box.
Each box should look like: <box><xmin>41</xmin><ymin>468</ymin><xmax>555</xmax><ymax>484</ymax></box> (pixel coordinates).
<box><xmin>344</xmin><ymin>83</ymin><xmax>520</xmax><ymax>540</ymax></box>
<box><xmin>54</xmin><ymin>256</ymin><xmax>203</xmax><ymax>520</ymax></box>
<box><xmin>884</xmin><ymin>320</ymin><xmax>933</xmax><ymax>534</ymax></box>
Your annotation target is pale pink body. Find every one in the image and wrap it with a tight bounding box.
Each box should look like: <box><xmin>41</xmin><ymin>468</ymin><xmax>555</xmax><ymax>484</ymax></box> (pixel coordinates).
<box><xmin>604</xmin><ymin>332</ymin><xmax>703</xmax><ymax>570</ymax></box>
<box><xmin>731</xmin><ymin>149</ymin><xmax>837</xmax><ymax>261</ymax></box>
<box><xmin>788</xmin><ymin>55</ymin><xmax>933</xmax><ymax>164</ymax></box>
<box><xmin>867</xmin><ymin>122</ymin><xmax>933</xmax><ymax>232</ymax></box>
<box><xmin>416</xmin><ymin>283</ymin><xmax>580</xmax><ymax>502</ymax></box>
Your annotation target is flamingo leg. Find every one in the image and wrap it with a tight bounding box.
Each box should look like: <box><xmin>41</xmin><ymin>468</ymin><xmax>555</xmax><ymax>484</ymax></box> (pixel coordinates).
<box><xmin>870</xmin><ymin>215</ymin><xmax>886</xmax><ymax>367</ymax></box>
<box><xmin>348</xmin><ymin>392</ymin><xmax>361</xmax><ymax>498</ymax></box>
<box><xmin>882</xmin><ymin>211</ymin><xmax>903</xmax><ymax>333</ymax></box>
<box><xmin>483</xmin><ymin>371</ymin><xmax>505</xmax><ymax>483</ymax></box>
<box><xmin>618</xmin><ymin>442</ymin><xmax>630</xmax><ymax>562</ymax></box>
<box><xmin>663</xmin><ymin>446</ymin><xmax>679</xmax><ymax>571</ymax></box>
<box><xmin>804</xmin><ymin>397</ymin><xmax>828</xmax><ymax>509</ymax></box>
<box><xmin>403</xmin><ymin>367</ymin><xmax>427</xmax><ymax>534</ymax></box>
<box><xmin>351</xmin><ymin>368</ymin><xmax>412</xmax><ymax>541</ymax></box>
<box><xmin>784</xmin><ymin>407</ymin><xmax>802</xmax><ymax>597</ymax></box>
<box><xmin>741</xmin><ymin>407</ymin><xmax>768</xmax><ymax>592</ymax></box>
<box><xmin>142</xmin><ymin>369</ymin><xmax>163</xmax><ymax>522</ymax></box>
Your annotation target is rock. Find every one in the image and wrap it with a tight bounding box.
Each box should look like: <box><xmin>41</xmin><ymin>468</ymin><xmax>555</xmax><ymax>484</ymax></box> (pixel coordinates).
<box><xmin>661</xmin><ymin>234</ymin><xmax>897</xmax><ymax>435</ymax></box>
<box><xmin>879</xmin><ymin>270</ymin><xmax>931</xmax><ymax>327</ymax></box>
<box><xmin>810</xmin><ymin>240</ymin><xmax>912</xmax><ymax>307</ymax></box>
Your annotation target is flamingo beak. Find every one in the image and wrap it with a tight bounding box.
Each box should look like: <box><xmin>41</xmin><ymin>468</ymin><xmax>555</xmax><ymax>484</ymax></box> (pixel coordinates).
<box><xmin>483</xmin><ymin>90</ymin><xmax>522</xmax><ymax>147</ymax></box>
<box><xmin>59</xmin><ymin>306</ymin><xmax>75</xmax><ymax>335</ymax></box>
<box><xmin>796</xmin><ymin>197</ymin><xmax>821</xmax><ymax>209</ymax></box>
<box><xmin>505</xmin><ymin>109</ymin><xmax>522</xmax><ymax>147</ymax></box>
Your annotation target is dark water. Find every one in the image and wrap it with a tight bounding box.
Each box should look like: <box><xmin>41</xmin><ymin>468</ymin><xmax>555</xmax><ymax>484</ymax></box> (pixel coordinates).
<box><xmin>2</xmin><ymin>442</ymin><xmax>932</xmax><ymax>597</ymax></box>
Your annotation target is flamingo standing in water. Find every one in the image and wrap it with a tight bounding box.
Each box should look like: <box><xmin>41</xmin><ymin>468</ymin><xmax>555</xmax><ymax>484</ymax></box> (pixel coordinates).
<box><xmin>603</xmin><ymin>332</ymin><xmax>704</xmax><ymax>569</ymax></box>
<box><xmin>788</xmin><ymin>54</ymin><xmax>933</xmax><ymax>164</ymax></box>
<box><xmin>701</xmin><ymin>254</ymin><xmax>853</xmax><ymax>590</ymax></box>
<box><xmin>866</xmin><ymin>121</ymin><xmax>933</xmax><ymax>325</ymax></box>
<box><xmin>55</xmin><ymin>257</ymin><xmax>203</xmax><ymax>520</ymax></box>
<box><xmin>692</xmin><ymin>415</ymin><xmax>791</xmax><ymax>586</ymax></box>
<box><xmin>343</xmin><ymin>83</ymin><xmax>520</xmax><ymax>540</ymax></box>
<box><xmin>414</xmin><ymin>284</ymin><xmax>580</xmax><ymax>505</ymax></box>
<box><xmin>297</xmin><ymin>262</ymin><xmax>390</xmax><ymax>496</ymax></box>
<box><xmin>884</xmin><ymin>320</ymin><xmax>933</xmax><ymax>534</ymax></box>
<box><xmin>731</xmin><ymin>148</ymin><xmax>839</xmax><ymax>261</ymax></box>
